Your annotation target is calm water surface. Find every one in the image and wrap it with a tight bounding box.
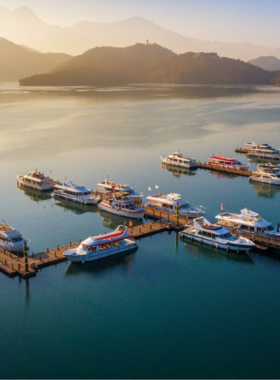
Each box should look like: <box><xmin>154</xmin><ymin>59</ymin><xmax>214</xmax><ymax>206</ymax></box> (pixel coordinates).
<box><xmin>1</xmin><ymin>83</ymin><xmax>280</xmax><ymax>378</ymax></box>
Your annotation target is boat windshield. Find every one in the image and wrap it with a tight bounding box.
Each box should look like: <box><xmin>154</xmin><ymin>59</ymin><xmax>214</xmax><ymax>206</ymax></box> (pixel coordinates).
<box><xmin>264</xmin><ymin>225</ymin><xmax>275</xmax><ymax>231</ymax></box>
<box><xmin>80</xmin><ymin>245</ymin><xmax>88</xmax><ymax>251</ymax></box>
<box><xmin>179</xmin><ymin>204</ymin><xmax>190</xmax><ymax>210</ymax></box>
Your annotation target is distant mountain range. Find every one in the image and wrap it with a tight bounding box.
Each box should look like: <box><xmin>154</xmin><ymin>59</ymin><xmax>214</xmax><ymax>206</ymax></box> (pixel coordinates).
<box><xmin>0</xmin><ymin>37</ymin><xmax>71</xmax><ymax>81</ymax></box>
<box><xmin>1</xmin><ymin>5</ymin><xmax>280</xmax><ymax>61</ymax></box>
<box><xmin>20</xmin><ymin>44</ymin><xmax>277</xmax><ymax>87</ymax></box>
<box><xmin>248</xmin><ymin>56</ymin><xmax>280</xmax><ymax>71</ymax></box>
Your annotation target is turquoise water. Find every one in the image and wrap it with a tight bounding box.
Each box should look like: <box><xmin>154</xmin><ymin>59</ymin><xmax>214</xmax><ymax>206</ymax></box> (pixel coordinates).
<box><xmin>1</xmin><ymin>83</ymin><xmax>280</xmax><ymax>378</ymax></box>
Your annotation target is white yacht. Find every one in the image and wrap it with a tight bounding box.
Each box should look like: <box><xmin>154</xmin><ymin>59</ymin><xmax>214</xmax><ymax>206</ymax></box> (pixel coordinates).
<box><xmin>249</xmin><ymin>170</ymin><xmax>280</xmax><ymax>186</ymax></box>
<box><xmin>180</xmin><ymin>216</ymin><xmax>255</xmax><ymax>252</ymax></box>
<box><xmin>216</xmin><ymin>208</ymin><xmax>280</xmax><ymax>236</ymax></box>
<box><xmin>245</xmin><ymin>142</ymin><xmax>280</xmax><ymax>159</ymax></box>
<box><xmin>98</xmin><ymin>192</ymin><xmax>146</xmax><ymax>219</ymax></box>
<box><xmin>63</xmin><ymin>225</ymin><xmax>137</xmax><ymax>263</ymax></box>
<box><xmin>257</xmin><ymin>163</ymin><xmax>280</xmax><ymax>173</ymax></box>
<box><xmin>0</xmin><ymin>219</ymin><xmax>30</xmax><ymax>253</ymax></box>
<box><xmin>160</xmin><ymin>152</ymin><xmax>198</xmax><ymax>169</ymax></box>
<box><xmin>146</xmin><ymin>192</ymin><xmax>205</xmax><ymax>219</ymax></box>
<box><xmin>53</xmin><ymin>181</ymin><xmax>100</xmax><ymax>205</ymax></box>
<box><xmin>97</xmin><ymin>178</ymin><xmax>143</xmax><ymax>203</ymax></box>
<box><xmin>17</xmin><ymin>170</ymin><xmax>54</xmax><ymax>191</ymax></box>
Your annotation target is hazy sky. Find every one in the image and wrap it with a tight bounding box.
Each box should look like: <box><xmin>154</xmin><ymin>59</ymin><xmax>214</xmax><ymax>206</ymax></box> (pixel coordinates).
<box><xmin>1</xmin><ymin>0</ymin><xmax>280</xmax><ymax>47</ymax></box>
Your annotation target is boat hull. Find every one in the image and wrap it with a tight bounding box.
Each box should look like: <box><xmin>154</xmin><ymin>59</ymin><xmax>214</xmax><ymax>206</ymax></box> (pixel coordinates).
<box><xmin>64</xmin><ymin>241</ymin><xmax>138</xmax><ymax>262</ymax></box>
<box><xmin>208</xmin><ymin>163</ymin><xmax>249</xmax><ymax>170</ymax></box>
<box><xmin>98</xmin><ymin>204</ymin><xmax>145</xmax><ymax>219</ymax></box>
<box><xmin>53</xmin><ymin>193</ymin><xmax>100</xmax><ymax>205</ymax></box>
<box><xmin>249</xmin><ymin>176</ymin><xmax>280</xmax><ymax>186</ymax></box>
<box><xmin>179</xmin><ymin>232</ymin><xmax>254</xmax><ymax>252</ymax></box>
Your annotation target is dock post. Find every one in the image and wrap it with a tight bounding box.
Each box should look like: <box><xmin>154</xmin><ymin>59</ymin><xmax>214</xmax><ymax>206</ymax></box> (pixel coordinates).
<box><xmin>176</xmin><ymin>203</ymin><xmax>179</xmax><ymax>227</ymax></box>
<box><xmin>23</xmin><ymin>240</ymin><xmax>29</xmax><ymax>273</ymax></box>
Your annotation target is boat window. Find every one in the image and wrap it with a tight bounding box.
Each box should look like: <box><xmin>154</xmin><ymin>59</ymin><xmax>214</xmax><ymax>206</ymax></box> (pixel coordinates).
<box><xmin>80</xmin><ymin>245</ymin><xmax>88</xmax><ymax>251</ymax></box>
<box><xmin>264</xmin><ymin>225</ymin><xmax>275</xmax><ymax>231</ymax></box>
<box><xmin>121</xmin><ymin>205</ymin><xmax>125</xmax><ymax>209</ymax></box>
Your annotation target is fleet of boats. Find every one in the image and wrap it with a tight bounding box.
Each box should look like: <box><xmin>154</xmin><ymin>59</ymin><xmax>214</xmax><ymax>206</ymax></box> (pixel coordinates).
<box><xmin>63</xmin><ymin>225</ymin><xmax>137</xmax><ymax>263</ymax></box>
<box><xmin>8</xmin><ymin>144</ymin><xmax>280</xmax><ymax>261</ymax></box>
<box><xmin>179</xmin><ymin>217</ymin><xmax>255</xmax><ymax>252</ymax></box>
<box><xmin>146</xmin><ymin>192</ymin><xmax>205</xmax><ymax>219</ymax></box>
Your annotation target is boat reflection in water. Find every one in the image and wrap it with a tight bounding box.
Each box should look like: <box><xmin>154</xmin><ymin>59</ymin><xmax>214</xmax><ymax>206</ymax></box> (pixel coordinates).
<box><xmin>251</xmin><ymin>182</ymin><xmax>280</xmax><ymax>198</ymax></box>
<box><xmin>100</xmin><ymin>210</ymin><xmax>143</xmax><ymax>230</ymax></box>
<box><xmin>182</xmin><ymin>241</ymin><xmax>254</xmax><ymax>263</ymax></box>
<box><xmin>161</xmin><ymin>163</ymin><xmax>196</xmax><ymax>178</ymax></box>
<box><xmin>208</xmin><ymin>171</ymin><xmax>237</xmax><ymax>180</ymax></box>
<box><xmin>54</xmin><ymin>198</ymin><xmax>100</xmax><ymax>215</ymax></box>
<box><xmin>64</xmin><ymin>248</ymin><xmax>136</xmax><ymax>277</ymax></box>
<box><xmin>17</xmin><ymin>183</ymin><xmax>52</xmax><ymax>202</ymax></box>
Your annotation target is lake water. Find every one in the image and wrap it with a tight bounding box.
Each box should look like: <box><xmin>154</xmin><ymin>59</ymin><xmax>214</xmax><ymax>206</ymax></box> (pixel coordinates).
<box><xmin>1</xmin><ymin>83</ymin><xmax>280</xmax><ymax>378</ymax></box>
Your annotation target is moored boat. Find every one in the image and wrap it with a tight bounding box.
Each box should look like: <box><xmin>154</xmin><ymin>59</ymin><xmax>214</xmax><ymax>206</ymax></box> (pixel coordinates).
<box><xmin>160</xmin><ymin>151</ymin><xmax>198</xmax><ymax>169</ymax></box>
<box><xmin>249</xmin><ymin>170</ymin><xmax>280</xmax><ymax>186</ymax></box>
<box><xmin>245</xmin><ymin>142</ymin><xmax>280</xmax><ymax>160</ymax></box>
<box><xmin>17</xmin><ymin>170</ymin><xmax>54</xmax><ymax>191</ymax></box>
<box><xmin>53</xmin><ymin>180</ymin><xmax>100</xmax><ymax>205</ymax></box>
<box><xmin>97</xmin><ymin>177</ymin><xmax>143</xmax><ymax>203</ymax></box>
<box><xmin>0</xmin><ymin>219</ymin><xmax>30</xmax><ymax>253</ymax></box>
<box><xmin>208</xmin><ymin>155</ymin><xmax>249</xmax><ymax>170</ymax></box>
<box><xmin>63</xmin><ymin>225</ymin><xmax>137</xmax><ymax>263</ymax></box>
<box><xmin>146</xmin><ymin>192</ymin><xmax>205</xmax><ymax>219</ymax></box>
<box><xmin>98</xmin><ymin>191</ymin><xmax>146</xmax><ymax>219</ymax></box>
<box><xmin>216</xmin><ymin>208</ymin><xmax>280</xmax><ymax>237</ymax></box>
<box><xmin>179</xmin><ymin>216</ymin><xmax>255</xmax><ymax>252</ymax></box>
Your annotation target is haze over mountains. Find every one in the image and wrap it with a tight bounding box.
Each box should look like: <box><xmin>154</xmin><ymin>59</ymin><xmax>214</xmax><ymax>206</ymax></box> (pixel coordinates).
<box><xmin>1</xmin><ymin>4</ymin><xmax>280</xmax><ymax>61</ymax></box>
<box><xmin>248</xmin><ymin>56</ymin><xmax>280</xmax><ymax>71</ymax></box>
<box><xmin>0</xmin><ymin>38</ymin><xmax>72</xmax><ymax>81</ymax></box>
<box><xmin>20</xmin><ymin>44</ymin><xmax>277</xmax><ymax>87</ymax></box>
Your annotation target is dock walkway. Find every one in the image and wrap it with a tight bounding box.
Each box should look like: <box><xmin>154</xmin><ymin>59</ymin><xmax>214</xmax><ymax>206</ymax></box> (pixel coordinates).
<box><xmin>197</xmin><ymin>162</ymin><xmax>251</xmax><ymax>177</ymax></box>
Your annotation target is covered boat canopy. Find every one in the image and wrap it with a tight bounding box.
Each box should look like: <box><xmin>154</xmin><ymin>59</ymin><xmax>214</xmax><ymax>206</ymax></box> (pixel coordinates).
<box><xmin>81</xmin><ymin>225</ymin><xmax>133</xmax><ymax>247</ymax></box>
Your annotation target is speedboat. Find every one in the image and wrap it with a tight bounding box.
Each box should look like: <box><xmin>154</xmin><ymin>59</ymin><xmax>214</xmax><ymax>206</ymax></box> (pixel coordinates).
<box><xmin>249</xmin><ymin>170</ymin><xmax>280</xmax><ymax>186</ymax></box>
<box><xmin>146</xmin><ymin>192</ymin><xmax>205</xmax><ymax>219</ymax></box>
<box><xmin>179</xmin><ymin>216</ymin><xmax>255</xmax><ymax>252</ymax></box>
<box><xmin>160</xmin><ymin>151</ymin><xmax>198</xmax><ymax>168</ymax></box>
<box><xmin>97</xmin><ymin>177</ymin><xmax>143</xmax><ymax>202</ymax></box>
<box><xmin>53</xmin><ymin>180</ymin><xmax>100</xmax><ymax>205</ymax></box>
<box><xmin>245</xmin><ymin>142</ymin><xmax>280</xmax><ymax>160</ymax></box>
<box><xmin>63</xmin><ymin>225</ymin><xmax>137</xmax><ymax>263</ymax></box>
<box><xmin>208</xmin><ymin>155</ymin><xmax>249</xmax><ymax>170</ymax></box>
<box><xmin>257</xmin><ymin>163</ymin><xmax>280</xmax><ymax>173</ymax></box>
<box><xmin>98</xmin><ymin>191</ymin><xmax>145</xmax><ymax>219</ymax></box>
<box><xmin>216</xmin><ymin>208</ymin><xmax>280</xmax><ymax>237</ymax></box>
<box><xmin>0</xmin><ymin>219</ymin><xmax>30</xmax><ymax>253</ymax></box>
<box><xmin>17</xmin><ymin>170</ymin><xmax>54</xmax><ymax>191</ymax></box>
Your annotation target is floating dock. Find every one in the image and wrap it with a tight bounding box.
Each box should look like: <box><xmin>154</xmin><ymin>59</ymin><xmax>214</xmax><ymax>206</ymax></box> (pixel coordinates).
<box><xmin>197</xmin><ymin>162</ymin><xmax>251</xmax><ymax>177</ymax></box>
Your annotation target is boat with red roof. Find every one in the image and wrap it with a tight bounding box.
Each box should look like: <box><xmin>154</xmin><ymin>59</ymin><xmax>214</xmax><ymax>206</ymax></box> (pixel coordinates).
<box><xmin>98</xmin><ymin>191</ymin><xmax>146</xmax><ymax>219</ymax></box>
<box><xmin>63</xmin><ymin>225</ymin><xmax>137</xmax><ymax>262</ymax></box>
<box><xmin>208</xmin><ymin>155</ymin><xmax>249</xmax><ymax>170</ymax></box>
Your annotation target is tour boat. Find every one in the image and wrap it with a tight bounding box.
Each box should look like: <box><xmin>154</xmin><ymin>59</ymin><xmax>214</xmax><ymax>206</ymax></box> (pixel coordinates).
<box><xmin>249</xmin><ymin>170</ymin><xmax>280</xmax><ymax>186</ymax></box>
<box><xmin>179</xmin><ymin>216</ymin><xmax>255</xmax><ymax>252</ymax></box>
<box><xmin>146</xmin><ymin>192</ymin><xmax>205</xmax><ymax>219</ymax></box>
<box><xmin>0</xmin><ymin>219</ymin><xmax>30</xmax><ymax>253</ymax></box>
<box><xmin>17</xmin><ymin>170</ymin><xmax>54</xmax><ymax>191</ymax></box>
<box><xmin>53</xmin><ymin>180</ymin><xmax>100</xmax><ymax>205</ymax></box>
<box><xmin>97</xmin><ymin>178</ymin><xmax>143</xmax><ymax>202</ymax></box>
<box><xmin>160</xmin><ymin>151</ymin><xmax>198</xmax><ymax>168</ymax></box>
<box><xmin>63</xmin><ymin>225</ymin><xmax>137</xmax><ymax>263</ymax></box>
<box><xmin>216</xmin><ymin>208</ymin><xmax>280</xmax><ymax>236</ymax></box>
<box><xmin>245</xmin><ymin>142</ymin><xmax>280</xmax><ymax>159</ymax></box>
<box><xmin>208</xmin><ymin>155</ymin><xmax>249</xmax><ymax>170</ymax></box>
<box><xmin>98</xmin><ymin>192</ymin><xmax>146</xmax><ymax>219</ymax></box>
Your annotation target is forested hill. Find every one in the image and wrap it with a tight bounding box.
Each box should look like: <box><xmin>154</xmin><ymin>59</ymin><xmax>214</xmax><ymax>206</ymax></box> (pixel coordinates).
<box><xmin>20</xmin><ymin>43</ymin><xmax>175</xmax><ymax>86</ymax></box>
<box><xmin>19</xmin><ymin>44</ymin><xmax>278</xmax><ymax>86</ymax></box>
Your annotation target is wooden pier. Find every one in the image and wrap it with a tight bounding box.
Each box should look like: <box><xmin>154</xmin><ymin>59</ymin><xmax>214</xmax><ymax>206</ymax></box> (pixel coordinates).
<box><xmin>235</xmin><ymin>148</ymin><xmax>249</xmax><ymax>154</ymax></box>
<box><xmin>197</xmin><ymin>162</ymin><xmax>251</xmax><ymax>177</ymax></box>
<box><xmin>0</xmin><ymin>218</ymin><xmax>184</xmax><ymax>279</ymax></box>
